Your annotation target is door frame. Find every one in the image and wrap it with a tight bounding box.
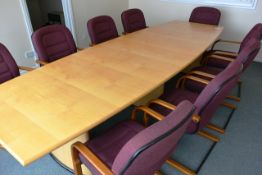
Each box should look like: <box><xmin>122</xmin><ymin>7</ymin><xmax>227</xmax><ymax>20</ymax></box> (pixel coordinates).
<box><xmin>20</xmin><ymin>0</ymin><xmax>77</xmax><ymax>56</ymax></box>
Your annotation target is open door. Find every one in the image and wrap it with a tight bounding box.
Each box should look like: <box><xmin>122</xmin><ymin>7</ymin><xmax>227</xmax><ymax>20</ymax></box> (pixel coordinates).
<box><xmin>20</xmin><ymin>0</ymin><xmax>76</xmax><ymax>61</ymax></box>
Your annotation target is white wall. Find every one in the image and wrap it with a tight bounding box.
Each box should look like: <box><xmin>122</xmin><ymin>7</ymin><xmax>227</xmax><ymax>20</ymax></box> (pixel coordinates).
<box><xmin>129</xmin><ymin>0</ymin><xmax>262</xmax><ymax>62</ymax></box>
<box><xmin>0</xmin><ymin>1</ymin><xmax>35</xmax><ymax>66</ymax></box>
<box><xmin>71</xmin><ymin>0</ymin><xmax>129</xmax><ymax>47</ymax></box>
<box><xmin>1</xmin><ymin>0</ymin><xmax>260</xmax><ymax>67</ymax></box>
<box><xmin>0</xmin><ymin>0</ymin><xmax>129</xmax><ymax>67</ymax></box>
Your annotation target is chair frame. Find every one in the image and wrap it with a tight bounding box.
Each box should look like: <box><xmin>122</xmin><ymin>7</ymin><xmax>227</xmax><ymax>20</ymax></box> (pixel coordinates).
<box><xmin>177</xmin><ymin>74</ymin><xmax>238</xmax><ymax>109</ymax></box>
<box><xmin>72</xmin><ymin>105</ymin><xmax>169</xmax><ymax>175</ymax></box>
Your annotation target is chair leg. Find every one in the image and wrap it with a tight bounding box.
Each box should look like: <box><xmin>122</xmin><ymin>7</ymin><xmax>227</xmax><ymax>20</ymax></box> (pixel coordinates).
<box><xmin>221</xmin><ymin>101</ymin><xmax>237</xmax><ymax>110</ymax></box>
<box><xmin>197</xmin><ymin>130</ymin><xmax>220</xmax><ymax>142</ymax></box>
<box><xmin>226</xmin><ymin>95</ymin><xmax>241</xmax><ymax>102</ymax></box>
<box><xmin>166</xmin><ymin>159</ymin><xmax>196</xmax><ymax>175</ymax></box>
<box><xmin>206</xmin><ymin>123</ymin><xmax>225</xmax><ymax>134</ymax></box>
<box><xmin>71</xmin><ymin>146</ymin><xmax>83</xmax><ymax>175</ymax></box>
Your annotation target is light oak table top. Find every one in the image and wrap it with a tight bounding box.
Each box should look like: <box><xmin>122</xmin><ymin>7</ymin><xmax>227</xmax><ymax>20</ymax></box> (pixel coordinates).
<box><xmin>0</xmin><ymin>21</ymin><xmax>223</xmax><ymax>166</ymax></box>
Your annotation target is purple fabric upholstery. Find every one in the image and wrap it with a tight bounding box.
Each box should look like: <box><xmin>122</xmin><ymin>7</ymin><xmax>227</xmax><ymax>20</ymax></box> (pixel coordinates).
<box><xmin>193</xmin><ymin>60</ymin><xmax>242</xmax><ymax>132</ymax></box>
<box><xmin>151</xmin><ymin>89</ymin><xmax>198</xmax><ymax>116</ymax></box>
<box><xmin>185</xmin><ymin>66</ymin><xmax>222</xmax><ymax>93</ymax></box>
<box><xmin>239</xmin><ymin>23</ymin><xmax>262</xmax><ymax>52</ymax></box>
<box><xmin>0</xmin><ymin>43</ymin><xmax>20</xmax><ymax>83</ymax></box>
<box><xmin>79</xmin><ymin>101</ymin><xmax>195</xmax><ymax>175</ymax></box>
<box><xmin>32</xmin><ymin>24</ymin><xmax>77</xmax><ymax>63</ymax></box>
<box><xmin>206</xmin><ymin>23</ymin><xmax>262</xmax><ymax>68</ymax></box>
<box><xmin>121</xmin><ymin>8</ymin><xmax>147</xmax><ymax>33</ymax></box>
<box><xmin>80</xmin><ymin>121</ymin><xmax>144</xmax><ymax>175</ymax></box>
<box><xmin>186</xmin><ymin>38</ymin><xmax>261</xmax><ymax>93</ymax></box>
<box><xmin>87</xmin><ymin>15</ymin><xmax>118</xmax><ymax>45</ymax></box>
<box><xmin>153</xmin><ymin>61</ymin><xmax>242</xmax><ymax>133</ymax></box>
<box><xmin>238</xmin><ymin>38</ymin><xmax>261</xmax><ymax>71</ymax></box>
<box><xmin>189</xmin><ymin>7</ymin><xmax>221</xmax><ymax>25</ymax></box>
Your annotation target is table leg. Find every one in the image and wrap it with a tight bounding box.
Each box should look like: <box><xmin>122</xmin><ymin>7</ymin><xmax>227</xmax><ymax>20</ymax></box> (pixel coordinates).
<box><xmin>52</xmin><ymin>133</ymin><xmax>91</xmax><ymax>175</ymax></box>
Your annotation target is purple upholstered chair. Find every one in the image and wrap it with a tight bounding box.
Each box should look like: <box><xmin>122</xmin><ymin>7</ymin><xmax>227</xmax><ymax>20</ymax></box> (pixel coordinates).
<box><xmin>0</xmin><ymin>43</ymin><xmax>34</xmax><ymax>84</ymax></box>
<box><xmin>205</xmin><ymin>23</ymin><xmax>262</xmax><ymax>69</ymax></box>
<box><xmin>0</xmin><ymin>42</ymin><xmax>33</xmax><ymax>148</ymax></box>
<box><xmin>121</xmin><ymin>8</ymin><xmax>147</xmax><ymax>34</ymax></box>
<box><xmin>189</xmin><ymin>7</ymin><xmax>221</xmax><ymax>26</ymax></box>
<box><xmin>71</xmin><ymin>100</ymin><xmax>195</xmax><ymax>175</ymax></box>
<box><xmin>146</xmin><ymin>60</ymin><xmax>242</xmax><ymax>175</ymax></box>
<box><xmin>151</xmin><ymin>59</ymin><xmax>242</xmax><ymax>135</ymax></box>
<box><xmin>32</xmin><ymin>24</ymin><xmax>77</xmax><ymax>65</ymax></box>
<box><xmin>184</xmin><ymin>38</ymin><xmax>261</xmax><ymax>94</ymax></box>
<box><xmin>87</xmin><ymin>15</ymin><xmax>119</xmax><ymax>46</ymax></box>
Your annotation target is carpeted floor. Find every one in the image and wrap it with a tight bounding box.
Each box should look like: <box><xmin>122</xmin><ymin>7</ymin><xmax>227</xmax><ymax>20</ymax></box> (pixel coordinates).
<box><xmin>1</xmin><ymin>62</ymin><xmax>262</xmax><ymax>175</ymax></box>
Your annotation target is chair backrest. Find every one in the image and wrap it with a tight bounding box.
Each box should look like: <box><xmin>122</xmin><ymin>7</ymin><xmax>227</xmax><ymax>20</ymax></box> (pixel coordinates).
<box><xmin>187</xmin><ymin>60</ymin><xmax>242</xmax><ymax>133</ymax></box>
<box><xmin>239</xmin><ymin>23</ymin><xmax>262</xmax><ymax>52</ymax></box>
<box><xmin>87</xmin><ymin>15</ymin><xmax>119</xmax><ymax>45</ymax></box>
<box><xmin>189</xmin><ymin>7</ymin><xmax>221</xmax><ymax>25</ymax></box>
<box><xmin>0</xmin><ymin>43</ymin><xmax>20</xmax><ymax>83</ymax></box>
<box><xmin>237</xmin><ymin>38</ymin><xmax>261</xmax><ymax>72</ymax></box>
<box><xmin>112</xmin><ymin>100</ymin><xmax>195</xmax><ymax>175</ymax></box>
<box><xmin>121</xmin><ymin>8</ymin><xmax>147</xmax><ymax>34</ymax></box>
<box><xmin>32</xmin><ymin>24</ymin><xmax>77</xmax><ymax>63</ymax></box>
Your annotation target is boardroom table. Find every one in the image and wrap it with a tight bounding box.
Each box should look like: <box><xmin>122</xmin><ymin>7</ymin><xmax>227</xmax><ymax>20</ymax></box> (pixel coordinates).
<box><xmin>0</xmin><ymin>21</ymin><xmax>223</xmax><ymax>173</ymax></box>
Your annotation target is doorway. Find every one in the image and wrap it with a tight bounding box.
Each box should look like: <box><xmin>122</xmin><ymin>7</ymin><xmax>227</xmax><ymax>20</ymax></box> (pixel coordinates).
<box><xmin>20</xmin><ymin>0</ymin><xmax>76</xmax><ymax>60</ymax></box>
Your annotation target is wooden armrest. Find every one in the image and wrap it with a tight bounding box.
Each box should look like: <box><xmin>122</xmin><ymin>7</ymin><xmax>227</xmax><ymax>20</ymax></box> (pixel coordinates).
<box><xmin>155</xmin><ymin>171</ymin><xmax>163</xmax><ymax>175</ymax></box>
<box><xmin>176</xmin><ymin>75</ymin><xmax>210</xmax><ymax>89</ymax></box>
<box><xmin>132</xmin><ymin>105</ymin><xmax>165</xmax><ymax>121</ymax></box>
<box><xmin>192</xmin><ymin>115</ymin><xmax>201</xmax><ymax>123</ymax></box>
<box><xmin>72</xmin><ymin>142</ymin><xmax>114</xmax><ymax>175</ymax></box>
<box><xmin>217</xmin><ymin>39</ymin><xmax>241</xmax><ymax>45</ymax></box>
<box><xmin>211</xmin><ymin>39</ymin><xmax>241</xmax><ymax>51</ymax></box>
<box><xmin>188</xmin><ymin>70</ymin><xmax>216</xmax><ymax>79</ymax></box>
<box><xmin>77</xmin><ymin>47</ymin><xmax>84</xmax><ymax>51</ymax></box>
<box><xmin>148</xmin><ymin>99</ymin><xmax>177</xmax><ymax>110</ymax></box>
<box><xmin>36</xmin><ymin>60</ymin><xmax>48</xmax><ymax>66</ymax></box>
<box><xmin>18</xmin><ymin>66</ymin><xmax>35</xmax><ymax>71</ymax></box>
<box><xmin>212</xmin><ymin>51</ymin><xmax>238</xmax><ymax>58</ymax></box>
<box><xmin>207</xmin><ymin>54</ymin><xmax>235</xmax><ymax>63</ymax></box>
<box><xmin>149</xmin><ymin>99</ymin><xmax>200</xmax><ymax>123</ymax></box>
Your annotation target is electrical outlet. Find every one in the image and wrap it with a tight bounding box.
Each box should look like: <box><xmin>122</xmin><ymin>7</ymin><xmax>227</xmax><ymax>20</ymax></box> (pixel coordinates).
<box><xmin>25</xmin><ymin>51</ymin><xmax>35</xmax><ymax>59</ymax></box>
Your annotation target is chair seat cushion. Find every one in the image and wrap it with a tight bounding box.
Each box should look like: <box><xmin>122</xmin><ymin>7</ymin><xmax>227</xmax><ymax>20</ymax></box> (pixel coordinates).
<box><xmin>152</xmin><ymin>89</ymin><xmax>199</xmax><ymax>133</ymax></box>
<box><xmin>153</xmin><ymin>88</ymin><xmax>198</xmax><ymax>116</ymax></box>
<box><xmin>80</xmin><ymin>120</ymin><xmax>144</xmax><ymax>170</ymax></box>
<box><xmin>184</xmin><ymin>66</ymin><xmax>223</xmax><ymax>93</ymax></box>
<box><xmin>204</xmin><ymin>50</ymin><xmax>237</xmax><ymax>69</ymax></box>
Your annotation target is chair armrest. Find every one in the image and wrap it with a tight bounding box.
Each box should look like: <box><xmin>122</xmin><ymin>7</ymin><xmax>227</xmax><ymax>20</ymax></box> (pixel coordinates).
<box><xmin>77</xmin><ymin>47</ymin><xmax>84</xmax><ymax>51</ymax></box>
<box><xmin>188</xmin><ymin>71</ymin><xmax>216</xmax><ymax>79</ymax></box>
<box><xmin>132</xmin><ymin>105</ymin><xmax>165</xmax><ymax>122</ymax></box>
<box><xmin>148</xmin><ymin>99</ymin><xmax>177</xmax><ymax>110</ymax></box>
<box><xmin>36</xmin><ymin>60</ymin><xmax>48</xmax><ymax>66</ymax></box>
<box><xmin>212</xmin><ymin>51</ymin><xmax>238</xmax><ymax>58</ymax></box>
<box><xmin>211</xmin><ymin>39</ymin><xmax>241</xmax><ymax>51</ymax></box>
<box><xmin>148</xmin><ymin>99</ymin><xmax>200</xmax><ymax>123</ymax></box>
<box><xmin>72</xmin><ymin>142</ymin><xmax>114</xmax><ymax>175</ymax></box>
<box><xmin>176</xmin><ymin>75</ymin><xmax>210</xmax><ymax>89</ymax></box>
<box><xmin>204</xmin><ymin>55</ymin><xmax>235</xmax><ymax>66</ymax></box>
<box><xmin>18</xmin><ymin>66</ymin><xmax>35</xmax><ymax>71</ymax></box>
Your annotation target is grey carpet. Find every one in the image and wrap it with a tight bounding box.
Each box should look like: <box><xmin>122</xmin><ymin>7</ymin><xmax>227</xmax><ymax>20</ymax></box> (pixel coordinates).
<box><xmin>1</xmin><ymin>62</ymin><xmax>262</xmax><ymax>175</ymax></box>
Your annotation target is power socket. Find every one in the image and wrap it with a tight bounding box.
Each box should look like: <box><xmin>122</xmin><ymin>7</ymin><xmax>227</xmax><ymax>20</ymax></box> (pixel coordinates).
<box><xmin>25</xmin><ymin>51</ymin><xmax>35</xmax><ymax>59</ymax></box>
